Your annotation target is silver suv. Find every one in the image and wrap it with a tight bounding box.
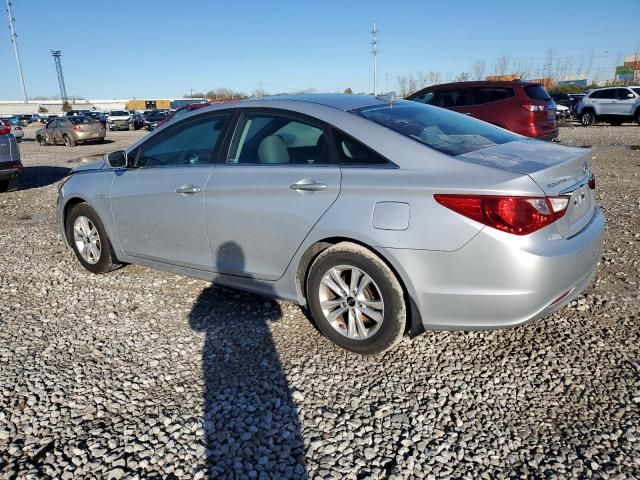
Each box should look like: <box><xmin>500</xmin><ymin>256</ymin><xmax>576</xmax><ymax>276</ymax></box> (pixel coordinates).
<box><xmin>577</xmin><ymin>86</ymin><xmax>640</xmax><ymax>126</ymax></box>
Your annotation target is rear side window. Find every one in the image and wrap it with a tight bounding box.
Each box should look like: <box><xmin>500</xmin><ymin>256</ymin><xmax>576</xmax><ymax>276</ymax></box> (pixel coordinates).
<box><xmin>334</xmin><ymin>131</ymin><xmax>388</xmax><ymax>166</ymax></box>
<box><xmin>598</xmin><ymin>90</ymin><xmax>616</xmax><ymax>99</ymax></box>
<box><xmin>438</xmin><ymin>89</ymin><xmax>469</xmax><ymax>108</ymax></box>
<box><xmin>471</xmin><ymin>87</ymin><xmax>515</xmax><ymax>105</ymax></box>
<box><xmin>523</xmin><ymin>85</ymin><xmax>551</xmax><ymax>100</ymax></box>
<box><xmin>412</xmin><ymin>91</ymin><xmax>437</xmax><ymax>105</ymax></box>
<box><xmin>356</xmin><ymin>101</ymin><xmax>517</xmax><ymax>157</ymax></box>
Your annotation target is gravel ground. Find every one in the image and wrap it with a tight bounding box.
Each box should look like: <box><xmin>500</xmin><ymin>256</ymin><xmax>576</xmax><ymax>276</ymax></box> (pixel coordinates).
<box><xmin>1</xmin><ymin>124</ymin><xmax>639</xmax><ymax>479</ymax></box>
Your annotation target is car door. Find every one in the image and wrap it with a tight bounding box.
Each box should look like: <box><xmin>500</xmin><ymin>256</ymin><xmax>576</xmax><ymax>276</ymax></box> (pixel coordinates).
<box><xmin>597</xmin><ymin>89</ymin><xmax>617</xmax><ymax>115</ymax></box>
<box><xmin>44</xmin><ymin>119</ymin><xmax>57</xmax><ymax>144</ymax></box>
<box><xmin>615</xmin><ymin>88</ymin><xmax>636</xmax><ymax>115</ymax></box>
<box><xmin>206</xmin><ymin>109</ymin><xmax>341</xmax><ymax>281</ymax></box>
<box><xmin>110</xmin><ymin>112</ymin><xmax>230</xmax><ymax>270</ymax></box>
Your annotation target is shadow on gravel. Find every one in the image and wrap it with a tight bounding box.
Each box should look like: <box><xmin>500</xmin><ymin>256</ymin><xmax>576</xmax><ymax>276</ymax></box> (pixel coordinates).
<box><xmin>18</xmin><ymin>166</ymin><xmax>71</xmax><ymax>190</ymax></box>
<box><xmin>189</xmin><ymin>241</ymin><xmax>306</xmax><ymax>479</ymax></box>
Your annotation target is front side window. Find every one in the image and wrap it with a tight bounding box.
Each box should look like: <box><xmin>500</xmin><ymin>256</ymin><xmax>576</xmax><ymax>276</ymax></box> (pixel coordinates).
<box><xmin>228</xmin><ymin>112</ymin><xmax>329</xmax><ymax>165</ymax></box>
<box><xmin>617</xmin><ymin>88</ymin><xmax>633</xmax><ymax>99</ymax></box>
<box><xmin>632</xmin><ymin>88</ymin><xmax>640</xmax><ymax>96</ymax></box>
<box><xmin>135</xmin><ymin>114</ymin><xmax>228</xmax><ymax>167</ymax></box>
<box><xmin>355</xmin><ymin>101</ymin><xmax>517</xmax><ymax>157</ymax></box>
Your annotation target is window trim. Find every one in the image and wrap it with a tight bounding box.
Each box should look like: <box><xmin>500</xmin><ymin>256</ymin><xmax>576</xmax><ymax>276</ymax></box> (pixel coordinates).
<box><xmin>219</xmin><ymin>107</ymin><xmax>339</xmax><ymax>167</ymax></box>
<box><xmin>131</xmin><ymin>110</ymin><xmax>232</xmax><ymax>169</ymax></box>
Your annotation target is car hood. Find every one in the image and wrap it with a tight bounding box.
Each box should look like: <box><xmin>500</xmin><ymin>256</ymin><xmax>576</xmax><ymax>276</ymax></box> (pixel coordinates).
<box><xmin>70</xmin><ymin>159</ymin><xmax>106</xmax><ymax>173</ymax></box>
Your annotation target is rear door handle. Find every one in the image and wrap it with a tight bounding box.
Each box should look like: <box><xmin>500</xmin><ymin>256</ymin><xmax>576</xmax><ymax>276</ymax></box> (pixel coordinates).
<box><xmin>289</xmin><ymin>179</ymin><xmax>327</xmax><ymax>192</ymax></box>
<box><xmin>175</xmin><ymin>184</ymin><xmax>201</xmax><ymax>194</ymax></box>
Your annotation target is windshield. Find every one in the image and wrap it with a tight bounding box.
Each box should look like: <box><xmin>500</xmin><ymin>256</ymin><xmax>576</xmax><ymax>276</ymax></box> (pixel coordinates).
<box><xmin>147</xmin><ymin>112</ymin><xmax>165</xmax><ymax>120</ymax></box>
<box><xmin>68</xmin><ymin>116</ymin><xmax>96</xmax><ymax>125</ymax></box>
<box><xmin>110</xmin><ymin>111</ymin><xmax>129</xmax><ymax>116</ymax></box>
<box><xmin>355</xmin><ymin>101</ymin><xmax>517</xmax><ymax>157</ymax></box>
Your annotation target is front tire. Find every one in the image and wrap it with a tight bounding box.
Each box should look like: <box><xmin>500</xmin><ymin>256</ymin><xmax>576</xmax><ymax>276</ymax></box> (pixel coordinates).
<box><xmin>66</xmin><ymin>203</ymin><xmax>121</xmax><ymax>274</ymax></box>
<box><xmin>635</xmin><ymin>110</ymin><xmax>640</xmax><ymax>125</ymax></box>
<box><xmin>306</xmin><ymin>242</ymin><xmax>406</xmax><ymax>355</ymax></box>
<box><xmin>37</xmin><ymin>135</ymin><xmax>47</xmax><ymax>146</ymax></box>
<box><xmin>580</xmin><ymin>111</ymin><xmax>595</xmax><ymax>126</ymax></box>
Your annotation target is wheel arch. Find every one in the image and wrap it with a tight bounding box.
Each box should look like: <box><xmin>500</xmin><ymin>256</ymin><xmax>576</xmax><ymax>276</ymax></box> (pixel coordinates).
<box><xmin>61</xmin><ymin>196</ymin><xmax>89</xmax><ymax>246</ymax></box>
<box><xmin>296</xmin><ymin>236</ymin><xmax>424</xmax><ymax>338</ymax></box>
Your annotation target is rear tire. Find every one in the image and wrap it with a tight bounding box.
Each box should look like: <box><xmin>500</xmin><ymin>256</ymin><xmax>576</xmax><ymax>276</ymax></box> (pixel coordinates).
<box><xmin>635</xmin><ymin>110</ymin><xmax>640</xmax><ymax>125</ymax></box>
<box><xmin>580</xmin><ymin>111</ymin><xmax>595</xmax><ymax>126</ymax></box>
<box><xmin>306</xmin><ymin>242</ymin><xmax>406</xmax><ymax>355</ymax></box>
<box><xmin>37</xmin><ymin>135</ymin><xmax>47</xmax><ymax>146</ymax></box>
<box><xmin>65</xmin><ymin>203</ymin><xmax>122</xmax><ymax>274</ymax></box>
<box><xmin>63</xmin><ymin>135</ymin><xmax>75</xmax><ymax>147</ymax></box>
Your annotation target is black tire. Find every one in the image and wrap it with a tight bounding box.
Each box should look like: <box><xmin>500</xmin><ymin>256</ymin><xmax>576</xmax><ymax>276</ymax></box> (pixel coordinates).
<box><xmin>65</xmin><ymin>203</ymin><xmax>122</xmax><ymax>274</ymax></box>
<box><xmin>306</xmin><ymin>242</ymin><xmax>406</xmax><ymax>354</ymax></box>
<box><xmin>635</xmin><ymin>110</ymin><xmax>640</xmax><ymax>125</ymax></box>
<box><xmin>580</xmin><ymin>111</ymin><xmax>595</xmax><ymax>126</ymax></box>
<box><xmin>37</xmin><ymin>135</ymin><xmax>47</xmax><ymax>146</ymax></box>
<box><xmin>63</xmin><ymin>135</ymin><xmax>75</xmax><ymax>147</ymax></box>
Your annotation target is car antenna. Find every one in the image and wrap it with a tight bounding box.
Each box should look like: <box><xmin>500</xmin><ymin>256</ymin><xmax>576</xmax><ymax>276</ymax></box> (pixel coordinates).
<box><xmin>375</xmin><ymin>91</ymin><xmax>398</xmax><ymax>105</ymax></box>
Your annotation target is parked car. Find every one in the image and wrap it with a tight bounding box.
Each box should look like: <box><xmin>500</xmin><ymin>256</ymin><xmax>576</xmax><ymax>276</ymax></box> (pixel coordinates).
<box><xmin>407</xmin><ymin>81</ymin><xmax>559</xmax><ymax>140</ymax></box>
<box><xmin>107</xmin><ymin>110</ymin><xmax>137</xmax><ymax>131</ymax></box>
<box><xmin>66</xmin><ymin>109</ymin><xmax>92</xmax><ymax>117</ymax></box>
<box><xmin>57</xmin><ymin>94</ymin><xmax>604</xmax><ymax>354</ymax></box>
<box><xmin>36</xmin><ymin>115</ymin><xmax>106</xmax><ymax>147</ymax></box>
<box><xmin>86</xmin><ymin>111</ymin><xmax>108</xmax><ymax>127</ymax></box>
<box><xmin>556</xmin><ymin>104</ymin><xmax>570</xmax><ymax>121</ymax></box>
<box><xmin>143</xmin><ymin>110</ymin><xmax>169</xmax><ymax>130</ymax></box>
<box><xmin>157</xmin><ymin>102</ymin><xmax>209</xmax><ymax>127</ymax></box>
<box><xmin>576</xmin><ymin>86</ymin><xmax>640</xmax><ymax>126</ymax></box>
<box><xmin>1</xmin><ymin>118</ymin><xmax>24</xmax><ymax>141</ymax></box>
<box><xmin>568</xmin><ymin>94</ymin><xmax>586</xmax><ymax>116</ymax></box>
<box><xmin>130</xmin><ymin>111</ymin><xmax>145</xmax><ymax>129</ymax></box>
<box><xmin>0</xmin><ymin>119</ymin><xmax>22</xmax><ymax>192</ymax></box>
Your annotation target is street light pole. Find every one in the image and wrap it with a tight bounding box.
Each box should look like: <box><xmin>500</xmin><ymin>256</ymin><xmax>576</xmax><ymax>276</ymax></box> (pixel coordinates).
<box><xmin>6</xmin><ymin>0</ymin><xmax>28</xmax><ymax>103</ymax></box>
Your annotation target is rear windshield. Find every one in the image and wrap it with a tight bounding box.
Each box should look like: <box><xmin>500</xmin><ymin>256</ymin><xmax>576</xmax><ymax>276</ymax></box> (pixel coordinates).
<box><xmin>68</xmin><ymin>116</ymin><xmax>96</xmax><ymax>125</ymax></box>
<box><xmin>355</xmin><ymin>101</ymin><xmax>517</xmax><ymax>157</ymax></box>
<box><xmin>524</xmin><ymin>85</ymin><xmax>551</xmax><ymax>100</ymax></box>
<box><xmin>110</xmin><ymin>111</ymin><xmax>129</xmax><ymax>116</ymax></box>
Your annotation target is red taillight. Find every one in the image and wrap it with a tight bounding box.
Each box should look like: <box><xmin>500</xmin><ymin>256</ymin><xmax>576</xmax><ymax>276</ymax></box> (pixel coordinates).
<box><xmin>73</xmin><ymin>125</ymin><xmax>82</xmax><ymax>132</ymax></box>
<box><xmin>521</xmin><ymin>104</ymin><xmax>545</xmax><ymax>112</ymax></box>
<box><xmin>0</xmin><ymin>124</ymin><xmax>10</xmax><ymax>135</ymax></box>
<box><xmin>434</xmin><ymin>194</ymin><xmax>569</xmax><ymax>236</ymax></box>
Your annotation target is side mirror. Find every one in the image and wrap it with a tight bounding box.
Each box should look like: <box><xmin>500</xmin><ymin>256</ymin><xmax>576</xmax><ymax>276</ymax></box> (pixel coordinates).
<box><xmin>105</xmin><ymin>150</ymin><xmax>127</xmax><ymax>168</ymax></box>
<box><xmin>627</xmin><ymin>93</ymin><xmax>635</xmax><ymax>99</ymax></box>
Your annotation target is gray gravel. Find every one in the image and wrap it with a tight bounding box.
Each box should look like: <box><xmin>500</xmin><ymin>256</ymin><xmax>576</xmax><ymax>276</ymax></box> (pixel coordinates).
<box><xmin>1</xmin><ymin>125</ymin><xmax>639</xmax><ymax>479</ymax></box>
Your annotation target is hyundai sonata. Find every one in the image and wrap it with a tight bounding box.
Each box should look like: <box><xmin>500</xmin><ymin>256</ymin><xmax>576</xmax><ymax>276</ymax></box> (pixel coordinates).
<box><xmin>57</xmin><ymin>94</ymin><xmax>604</xmax><ymax>354</ymax></box>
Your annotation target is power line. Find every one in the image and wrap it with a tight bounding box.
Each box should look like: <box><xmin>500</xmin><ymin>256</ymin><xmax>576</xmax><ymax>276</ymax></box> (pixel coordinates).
<box><xmin>371</xmin><ymin>21</ymin><xmax>378</xmax><ymax>95</ymax></box>
<box><xmin>6</xmin><ymin>0</ymin><xmax>27</xmax><ymax>103</ymax></box>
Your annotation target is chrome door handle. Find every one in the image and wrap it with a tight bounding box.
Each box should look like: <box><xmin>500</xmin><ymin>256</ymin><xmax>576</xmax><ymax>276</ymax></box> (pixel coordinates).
<box><xmin>289</xmin><ymin>179</ymin><xmax>327</xmax><ymax>192</ymax></box>
<box><xmin>175</xmin><ymin>184</ymin><xmax>201</xmax><ymax>194</ymax></box>
<box><xmin>462</xmin><ymin>112</ymin><xmax>471</xmax><ymax>115</ymax></box>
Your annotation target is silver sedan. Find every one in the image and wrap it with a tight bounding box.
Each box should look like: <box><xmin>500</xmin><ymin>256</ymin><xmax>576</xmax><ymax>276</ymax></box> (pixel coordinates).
<box><xmin>57</xmin><ymin>94</ymin><xmax>604</xmax><ymax>354</ymax></box>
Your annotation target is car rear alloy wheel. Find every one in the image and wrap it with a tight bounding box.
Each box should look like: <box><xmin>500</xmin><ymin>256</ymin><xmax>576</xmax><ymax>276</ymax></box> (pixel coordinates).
<box><xmin>580</xmin><ymin>111</ymin><xmax>595</xmax><ymax>126</ymax></box>
<box><xmin>307</xmin><ymin>242</ymin><xmax>406</xmax><ymax>354</ymax></box>
<box><xmin>319</xmin><ymin>265</ymin><xmax>385</xmax><ymax>340</ymax></box>
<box><xmin>73</xmin><ymin>215</ymin><xmax>101</xmax><ymax>264</ymax></box>
<box><xmin>63</xmin><ymin>135</ymin><xmax>75</xmax><ymax>147</ymax></box>
<box><xmin>66</xmin><ymin>203</ymin><xmax>121</xmax><ymax>274</ymax></box>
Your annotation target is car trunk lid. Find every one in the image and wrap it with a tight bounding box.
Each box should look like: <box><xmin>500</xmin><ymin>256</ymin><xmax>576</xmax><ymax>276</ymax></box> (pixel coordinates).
<box><xmin>456</xmin><ymin>139</ymin><xmax>595</xmax><ymax>238</ymax></box>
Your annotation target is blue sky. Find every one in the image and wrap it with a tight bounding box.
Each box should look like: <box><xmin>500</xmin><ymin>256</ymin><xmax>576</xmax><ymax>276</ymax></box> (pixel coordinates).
<box><xmin>1</xmin><ymin>0</ymin><xmax>638</xmax><ymax>100</ymax></box>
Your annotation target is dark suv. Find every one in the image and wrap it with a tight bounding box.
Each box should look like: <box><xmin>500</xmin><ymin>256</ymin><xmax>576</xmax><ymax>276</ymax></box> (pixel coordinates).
<box><xmin>407</xmin><ymin>81</ymin><xmax>558</xmax><ymax>140</ymax></box>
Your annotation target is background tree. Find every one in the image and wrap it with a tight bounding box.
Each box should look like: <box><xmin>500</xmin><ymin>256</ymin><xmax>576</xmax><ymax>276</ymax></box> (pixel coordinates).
<box><xmin>471</xmin><ymin>61</ymin><xmax>486</xmax><ymax>80</ymax></box>
<box><xmin>494</xmin><ymin>55</ymin><xmax>510</xmax><ymax>77</ymax></box>
<box><xmin>344</xmin><ymin>87</ymin><xmax>353</xmax><ymax>94</ymax></box>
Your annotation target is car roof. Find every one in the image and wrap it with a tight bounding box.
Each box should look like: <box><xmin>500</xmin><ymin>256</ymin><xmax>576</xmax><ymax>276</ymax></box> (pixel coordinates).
<box><xmin>238</xmin><ymin>93</ymin><xmax>385</xmax><ymax>111</ymax></box>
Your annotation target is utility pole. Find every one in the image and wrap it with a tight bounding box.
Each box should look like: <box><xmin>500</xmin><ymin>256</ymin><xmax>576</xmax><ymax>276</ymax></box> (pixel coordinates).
<box><xmin>6</xmin><ymin>0</ymin><xmax>28</xmax><ymax>103</ymax></box>
<box><xmin>51</xmin><ymin>50</ymin><xmax>68</xmax><ymax>106</ymax></box>
<box><xmin>371</xmin><ymin>21</ymin><xmax>377</xmax><ymax>95</ymax></box>
<box><xmin>189</xmin><ymin>88</ymin><xmax>194</xmax><ymax>99</ymax></box>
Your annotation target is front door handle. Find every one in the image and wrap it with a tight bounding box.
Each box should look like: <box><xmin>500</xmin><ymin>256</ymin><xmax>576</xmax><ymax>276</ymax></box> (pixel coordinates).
<box><xmin>289</xmin><ymin>179</ymin><xmax>327</xmax><ymax>192</ymax></box>
<box><xmin>462</xmin><ymin>112</ymin><xmax>471</xmax><ymax>115</ymax></box>
<box><xmin>175</xmin><ymin>184</ymin><xmax>201</xmax><ymax>194</ymax></box>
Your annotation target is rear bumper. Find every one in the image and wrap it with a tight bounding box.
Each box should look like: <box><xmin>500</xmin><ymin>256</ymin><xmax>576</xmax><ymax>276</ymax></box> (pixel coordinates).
<box><xmin>381</xmin><ymin>207</ymin><xmax>605</xmax><ymax>330</ymax></box>
<box><xmin>73</xmin><ymin>131</ymin><xmax>106</xmax><ymax>142</ymax></box>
